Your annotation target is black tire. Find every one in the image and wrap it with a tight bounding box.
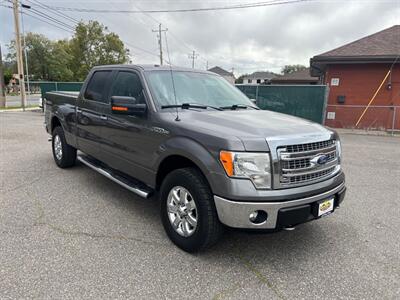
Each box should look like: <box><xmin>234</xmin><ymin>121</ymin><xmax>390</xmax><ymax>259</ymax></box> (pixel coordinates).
<box><xmin>160</xmin><ymin>168</ymin><xmax>224</xmax><ymax>252</ymax></box>
<box><xmin>52</xmin><ymin>126</ymin><xmax>76</xmax><ymax>168</ymax></box>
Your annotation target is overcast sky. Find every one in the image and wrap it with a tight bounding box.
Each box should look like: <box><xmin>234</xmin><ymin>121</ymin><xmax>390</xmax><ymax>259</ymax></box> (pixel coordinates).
<box><xmin>1</xmin><ymin>0</ymin><xmax>399</xmax><ymax>75</ymax></box>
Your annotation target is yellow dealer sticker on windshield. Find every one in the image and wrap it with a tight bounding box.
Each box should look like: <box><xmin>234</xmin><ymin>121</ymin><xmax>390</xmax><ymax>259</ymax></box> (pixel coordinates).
<box><xmin>318</xmin><ymin>199</ymin><xmax>334</xmax><ymax>216</ymax></box>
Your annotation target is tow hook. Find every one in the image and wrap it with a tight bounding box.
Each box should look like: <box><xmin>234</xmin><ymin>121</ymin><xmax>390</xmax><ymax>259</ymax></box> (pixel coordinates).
<box><xmin>283</xmin><ymin>227</ymin><xmax>296</xmax><ymax>231</ymax></box>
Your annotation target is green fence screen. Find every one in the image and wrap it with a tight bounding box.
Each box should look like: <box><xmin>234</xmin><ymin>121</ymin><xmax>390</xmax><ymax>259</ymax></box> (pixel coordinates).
<box><xmin>236</xmin><ymin>85</ymin><xmax>328</xmax><ymax>124</ymax></box>
<box><xmin>38</xmin><ymin>82</ymin><xmax>83</xmax><ymax>100</ymax></box>
<box><xmin>36</xmin><ymin>82</ymin><xmax>327</xmax><ymax>124</ymax></box>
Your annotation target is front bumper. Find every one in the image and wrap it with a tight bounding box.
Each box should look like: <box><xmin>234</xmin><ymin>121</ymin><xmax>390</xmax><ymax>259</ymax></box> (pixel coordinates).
<box><xmin>214</xmin><ymin>182</ymin><xmax>346</xmax><ymax>229</ymax></box>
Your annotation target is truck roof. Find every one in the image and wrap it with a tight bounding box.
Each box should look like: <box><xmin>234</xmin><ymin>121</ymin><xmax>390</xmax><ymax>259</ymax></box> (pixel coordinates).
<box><xmin>92</xmin><ymin>64</ymin><xmax>213</xmax><ymax>74</ymax></box>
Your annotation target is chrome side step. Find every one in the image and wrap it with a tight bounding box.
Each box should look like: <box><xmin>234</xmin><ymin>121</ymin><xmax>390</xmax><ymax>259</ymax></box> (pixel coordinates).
<box><xmin>77</xmin><ymin>155</ymin><xmax>152</xmax><ymax>198</ymax></box>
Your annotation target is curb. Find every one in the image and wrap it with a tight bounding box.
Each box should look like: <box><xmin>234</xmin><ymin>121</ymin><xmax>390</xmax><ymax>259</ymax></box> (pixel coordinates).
<box><xmin>0</xmin><ymin>107</ymin><xmax>42</xmax><ymax>113</ymax></box>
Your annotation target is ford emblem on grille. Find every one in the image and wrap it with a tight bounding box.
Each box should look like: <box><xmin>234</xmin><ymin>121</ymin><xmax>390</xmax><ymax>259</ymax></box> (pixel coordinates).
<box><xmin>311</xmin><ymin>154</ymin><xmax>329</xmax><ymax>166</ymax></box>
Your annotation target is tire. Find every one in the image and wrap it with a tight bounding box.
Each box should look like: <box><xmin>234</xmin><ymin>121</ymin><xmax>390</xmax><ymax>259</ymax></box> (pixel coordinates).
<box><xmin>52</xmin><ymin>126</ymin><xmax>76</xmax><ymax>168</ymax></box>
<box><xmin>160</xmin><ymin>168</ymin><xmax>223</xmax><ymax>252</ymax></box>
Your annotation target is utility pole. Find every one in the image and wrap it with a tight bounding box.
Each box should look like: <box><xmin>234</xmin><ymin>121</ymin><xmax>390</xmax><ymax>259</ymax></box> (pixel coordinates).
<box><xmin>12</xmin><ymin>0</ymin><xmax>26</xmax><ymax>110</ymax></box>
<box><xmin>188</xmin><ymin>50</ymin><xmax>199</xmax><ymax>69</ymax></box>
<box><xmin>21</xmin><ymin>3</ymin><xmax>31</xmax><ymax>98</ymax></box>
<box><xmin>0</xmin><ymin>44</ymin><xmax>6</xmax><ymax>107</ymax></box>
<box><xmin>152</xmin><ymin>23</ymin><xmax>167</xmax><ymax>65</ymax></box>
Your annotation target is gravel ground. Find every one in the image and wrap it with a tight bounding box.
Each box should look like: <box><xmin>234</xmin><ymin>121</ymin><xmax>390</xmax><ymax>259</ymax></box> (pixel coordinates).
<box><xmin>1</xmin><ymin>111</ymin><xmax>399</xmax><ymax>299</ymax></box>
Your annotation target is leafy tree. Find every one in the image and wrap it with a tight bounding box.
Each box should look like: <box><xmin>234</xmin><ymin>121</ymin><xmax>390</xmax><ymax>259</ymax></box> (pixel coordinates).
<box><xmin>6</xmin><ymin>21</ymin><xmax>129</xmax><ymax>82</ymax></box>
<box><xmin>7</xmin><ymin>33</ymin><xmax>52</xmax><ymax>80</ymax></box>
<box><xmin>48</xmin><ymin>40</ymin><xmax>74</xmax><ymax>81</ymax></box>
<box><xmin>281</xmin><ymin>64</ymin><xmax>307</xmax><ymax>75</ymax></box>
<box><xmin>69</xmin><ymin>21</ymin><xmax>129</xmax><ymax>81</ymax></box>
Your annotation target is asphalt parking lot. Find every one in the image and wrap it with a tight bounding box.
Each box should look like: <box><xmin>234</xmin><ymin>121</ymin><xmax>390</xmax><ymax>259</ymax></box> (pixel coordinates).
<box><xmin>1</xmin><ymin>111</ymin><xmax>399</xmax><ymax>299</ymax></box>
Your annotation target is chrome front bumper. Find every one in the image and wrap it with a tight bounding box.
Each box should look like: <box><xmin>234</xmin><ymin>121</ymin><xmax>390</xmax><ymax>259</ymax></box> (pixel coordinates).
<box><xmin>214</xmin><ymin>182</ymin><xmax>346</xmax><ymax>229</ymax></box>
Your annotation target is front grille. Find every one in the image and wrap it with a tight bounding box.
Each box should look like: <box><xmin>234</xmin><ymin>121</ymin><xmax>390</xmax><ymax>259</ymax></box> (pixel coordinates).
<box><xmin>285</xmin><ymin>140</ymin><xmax>335</xmax><ymax>153</ymax></box>
<box><xmin>277</xmin><ymin>139</ymin><xmax>339</xmax><ymax>187</ymax></box>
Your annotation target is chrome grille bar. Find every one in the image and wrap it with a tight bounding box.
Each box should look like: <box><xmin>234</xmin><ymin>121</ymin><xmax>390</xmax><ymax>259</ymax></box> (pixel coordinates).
<box><xmin>277</xmin><ymin>139</ymin><xmax>339</xmax><ymax>187</ymax></box>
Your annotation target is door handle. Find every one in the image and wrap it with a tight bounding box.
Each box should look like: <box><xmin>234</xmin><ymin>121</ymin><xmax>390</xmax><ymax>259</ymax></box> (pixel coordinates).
<box><xmin>76</xmin><ymin>108</ymin><xmax>82</xmax><ymax>113</ymax></box>
<box><xmin>100</xmin><ymin>115</ymin><xmax>108</xmax><ymax>120</ymax></box>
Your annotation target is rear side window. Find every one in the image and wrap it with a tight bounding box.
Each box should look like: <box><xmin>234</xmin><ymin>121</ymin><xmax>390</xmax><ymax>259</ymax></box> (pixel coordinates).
<box><xmin>110</xmin><ymin>71</ymin><xmax>145</xmax><ymax>104</ymax></box>
<box><xmin>84</xmin><ymin>71</ymin><xmax>111</xmax><ymax>102</ymax></box>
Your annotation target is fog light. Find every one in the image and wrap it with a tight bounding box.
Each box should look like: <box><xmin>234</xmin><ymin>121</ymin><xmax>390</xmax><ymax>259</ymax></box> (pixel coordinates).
<box><xmin>249</xmin><ymin>210</ymin><xmax>268</xmax><ymax>224</ymax></box>
<box><xmin>249</xmin><ymin>211</ymin><xmax>258</xmax><ymax>222</ymax></box>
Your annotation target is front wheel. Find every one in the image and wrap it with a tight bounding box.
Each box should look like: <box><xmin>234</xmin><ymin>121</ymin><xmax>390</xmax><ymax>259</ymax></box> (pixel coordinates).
<box><xmin>160</xmin><ymin>168</ymin><xmax>223</xmax><ymax>252</ymax></box>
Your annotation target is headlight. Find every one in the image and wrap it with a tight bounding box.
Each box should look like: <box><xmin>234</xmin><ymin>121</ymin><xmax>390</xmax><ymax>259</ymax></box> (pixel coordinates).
<box><xmin>336</xmin><ymin>140</ymin><xmax>342</xmax><ymax>163</ymax></box>
<box><xmin>219</xmin><ymin>151</ymin><xmax>271</xmax><ymax>189</ymax></box>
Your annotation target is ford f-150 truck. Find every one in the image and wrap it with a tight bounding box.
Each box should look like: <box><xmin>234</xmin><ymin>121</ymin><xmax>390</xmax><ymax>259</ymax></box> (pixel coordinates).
<box><xmin>44</xmin><ymin>64</ymin><xmax>346</xmax><ymax>252</ymax></box>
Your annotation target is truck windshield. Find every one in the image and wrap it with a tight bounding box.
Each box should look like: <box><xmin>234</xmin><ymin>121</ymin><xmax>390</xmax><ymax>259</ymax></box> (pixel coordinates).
<box><xmin>145</xmin><ymin>70</ymin><xmax>254</xmax><ymax>109</ymax></box>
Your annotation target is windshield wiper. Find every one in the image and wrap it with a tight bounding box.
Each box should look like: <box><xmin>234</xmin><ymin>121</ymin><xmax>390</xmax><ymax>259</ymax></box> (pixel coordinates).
<box><xmin>161</xmin><ymin>103</ymin><xmax>223</xmax><ymax>111</ymax></box>
<box><xmin>219</xmin><ymin>104</ymin><xmax>260</xmax><ymax>110</ymax></box>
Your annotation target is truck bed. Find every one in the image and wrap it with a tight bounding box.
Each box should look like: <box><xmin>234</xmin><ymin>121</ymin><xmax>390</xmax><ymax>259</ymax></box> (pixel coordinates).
<box><xmin>45</xmin><ymin>91</ymin><xmax>79</xmax><ymax>105</ymax></box>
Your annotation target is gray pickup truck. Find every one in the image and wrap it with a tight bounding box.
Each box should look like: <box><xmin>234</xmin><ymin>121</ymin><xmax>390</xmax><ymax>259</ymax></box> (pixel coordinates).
<box><xmin>44</xmin><ymin>64</ymin><xmax>346</xmax><ymax>252</ymax></box>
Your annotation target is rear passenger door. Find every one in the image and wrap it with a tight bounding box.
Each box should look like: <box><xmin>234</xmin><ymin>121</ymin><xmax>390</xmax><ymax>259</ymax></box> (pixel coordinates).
<box><xmin>76</xmin><ymin>70</ymin><xmax>111</xmax><ymax>159</ymax></box>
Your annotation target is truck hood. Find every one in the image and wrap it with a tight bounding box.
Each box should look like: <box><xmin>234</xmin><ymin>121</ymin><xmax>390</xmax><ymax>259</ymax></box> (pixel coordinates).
<box><xmin>172</xmin><ymin>109</ymin><xmax>333</xmax><ymax>151</ymax></box>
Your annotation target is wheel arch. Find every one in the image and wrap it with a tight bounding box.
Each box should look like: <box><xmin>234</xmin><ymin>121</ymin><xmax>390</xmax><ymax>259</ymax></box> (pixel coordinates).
<box><xmin>51</xmin><ymin>115</ymin><xmax>62</xmax><ymax>132</ymax></box>
<box><xmin>156</xmin><ymin>154</ymin><xmax>210</xmax><ymax>191</ymax></box>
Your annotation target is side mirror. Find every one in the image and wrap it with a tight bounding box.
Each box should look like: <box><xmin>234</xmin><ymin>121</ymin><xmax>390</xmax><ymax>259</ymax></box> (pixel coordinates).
<box><xmin>250</xmin><ymin>98</ymin><xmax>257</xmax><ymax>105</ymax></box>
<box><xmin>111</xmin><ymin>96</ymin><xmax>147</xmax><ymax>116</ymax></box>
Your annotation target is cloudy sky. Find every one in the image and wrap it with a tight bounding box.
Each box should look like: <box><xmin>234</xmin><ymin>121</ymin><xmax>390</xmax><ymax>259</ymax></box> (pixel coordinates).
<box><xmin>1</xmin><ymin>0</ymin><xmax>399</xmax><ymax>75</ymax></box>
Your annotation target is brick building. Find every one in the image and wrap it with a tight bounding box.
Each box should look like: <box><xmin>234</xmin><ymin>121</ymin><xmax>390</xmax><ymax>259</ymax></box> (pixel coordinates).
<box><xmin>311</xmin><ymin>25</ymin><xmax>400</xmax><ymax>130</ymax></box>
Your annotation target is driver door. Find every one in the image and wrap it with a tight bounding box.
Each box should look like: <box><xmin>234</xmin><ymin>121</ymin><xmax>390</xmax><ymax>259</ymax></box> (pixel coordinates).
<box><xmin>100</xmin><ymin>70</ymin><xmax>153</xmax><ymax>178</ymax></box>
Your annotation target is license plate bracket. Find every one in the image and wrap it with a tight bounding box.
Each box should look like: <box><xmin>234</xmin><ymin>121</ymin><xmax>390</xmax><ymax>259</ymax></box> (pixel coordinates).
<box><xmin>312</xmin><ymin>198</ymin><xmax>335</xmax><ymax>217</ymax></box>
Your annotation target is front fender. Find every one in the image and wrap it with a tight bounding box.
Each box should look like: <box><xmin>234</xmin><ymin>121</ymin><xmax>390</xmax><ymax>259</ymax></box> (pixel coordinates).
<box><xmin>154</xmin><ymin>136</ymin><xmax>227</xmax><ymax>193</ymax></box>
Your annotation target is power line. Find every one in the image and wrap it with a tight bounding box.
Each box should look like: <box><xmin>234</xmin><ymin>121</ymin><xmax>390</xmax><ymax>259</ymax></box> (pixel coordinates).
<box><xmin>23</xmin><ymin>11</ymin><xmax>74</xmax><ymax>33</ymax></box>
<box><xmin>28</xmin><ymin>8</ymin><xmax>76</xmax><ymax>30</ymax></box>
<box><xmin>130</xmin><ymin>1</ymin><xmax>209</xmax><ymax>66</ymax></box>
<box><xmin>26</xmin><ymin>0</ymin><xmax>80</xmax><ymax>24</ymax></box>
<box><xmin>1</xmin><ymin>3</ymin><xmax>74</xmax><ymax>36</ymax></box>
<box><xmin>43</xmin><ymin>0</ymin><xmax>314</xmax><ymax>14</ymax></box>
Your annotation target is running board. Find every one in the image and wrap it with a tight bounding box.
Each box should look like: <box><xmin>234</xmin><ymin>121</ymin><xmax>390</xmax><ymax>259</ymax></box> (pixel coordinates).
<box><xmin>77</xmin><ymin>155</ymin><xmax>152</xmax><ymax>199</ymax></box>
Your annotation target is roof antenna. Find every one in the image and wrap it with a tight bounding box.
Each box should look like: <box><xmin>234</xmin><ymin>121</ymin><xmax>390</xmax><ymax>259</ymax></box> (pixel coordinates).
<box><xmin>164</xmin><ymin>31</ymin><xmax>180</xmax><ymax>121</ymax></box>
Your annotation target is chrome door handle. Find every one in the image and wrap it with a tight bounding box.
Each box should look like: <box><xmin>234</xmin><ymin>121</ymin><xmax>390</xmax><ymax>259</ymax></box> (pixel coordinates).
<box><xmin>100</xmin><ymin>115</ymin><xmax>108</xmax><ymax>120</ymax></box>
<box><xmin>76</xmin><ymin>108</ymin><xmax>82</xmax><ymax>113</ymax></box>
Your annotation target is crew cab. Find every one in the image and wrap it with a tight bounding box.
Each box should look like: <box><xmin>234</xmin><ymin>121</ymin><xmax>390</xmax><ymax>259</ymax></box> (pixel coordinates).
<box><xmin>44</xmin><ymin>65</ymin><xmax>346</xmax><ymax>252</ymax></box>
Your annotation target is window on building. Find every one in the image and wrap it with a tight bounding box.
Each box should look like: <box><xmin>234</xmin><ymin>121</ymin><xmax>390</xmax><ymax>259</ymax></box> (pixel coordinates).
<box><xmin>248</xmin><ymin>79</ymin><xmax>252</xmax><ymax>84</ymax></box>
<box><xmin>256</xmin><ymin>79</ymin><xmax>261</xmax><ymax>84</ymax></box>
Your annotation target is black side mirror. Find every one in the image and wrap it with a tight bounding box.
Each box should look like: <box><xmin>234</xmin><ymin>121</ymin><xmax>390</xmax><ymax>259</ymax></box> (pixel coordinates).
<box><xmin>111</xmin><ymin>96</ymin><xmax>147</xmax><ymax>116</ymax></box>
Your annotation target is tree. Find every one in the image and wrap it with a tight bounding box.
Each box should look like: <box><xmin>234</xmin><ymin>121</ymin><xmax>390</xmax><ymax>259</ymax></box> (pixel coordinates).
<box><xmin>48</xmin><ymin>40</ymin><xmax>74</xmax><ymax>81</ymax></box>
<box><xmin>281</xmin><ymin>64</ymin><xmax>307</xmax><ymax>75</ymax></box>
<box><xmin>69</xmin><ymin>21</ymin><xmax>129</xmax><ymax>81</ymax></box>
<box><xmin>7</xmin><ymin>33</ymin><xmax>52</xmax><ymax>80</ymax></box>
<box><xmin>6</xmin><ymin>21</ymin><xmax>129</xmax><ymax>82</ymax></box>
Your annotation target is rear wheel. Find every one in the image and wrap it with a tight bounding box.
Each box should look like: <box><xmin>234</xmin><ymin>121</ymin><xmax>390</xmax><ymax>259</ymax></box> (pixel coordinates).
<box><xmin>52</xmin><ymin>126</ymin><xmax>76</xmax><ymax>168</ymax></box>
<box><xmin>160</xmin><ymin>168</ymin><xmax>223</xmax><ymax>252</ymax></box>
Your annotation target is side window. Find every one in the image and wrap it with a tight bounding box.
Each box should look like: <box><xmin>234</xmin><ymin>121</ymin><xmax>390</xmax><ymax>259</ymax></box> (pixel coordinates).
<box><xmin>110</xmin><ymin>71</ymin><xmax>145</xmax><ymax>104</ymax></box>
<box><xmin>84</xmin><ymin>71</ymin><xmax>111</xmax><ymax>102</ymax></box>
